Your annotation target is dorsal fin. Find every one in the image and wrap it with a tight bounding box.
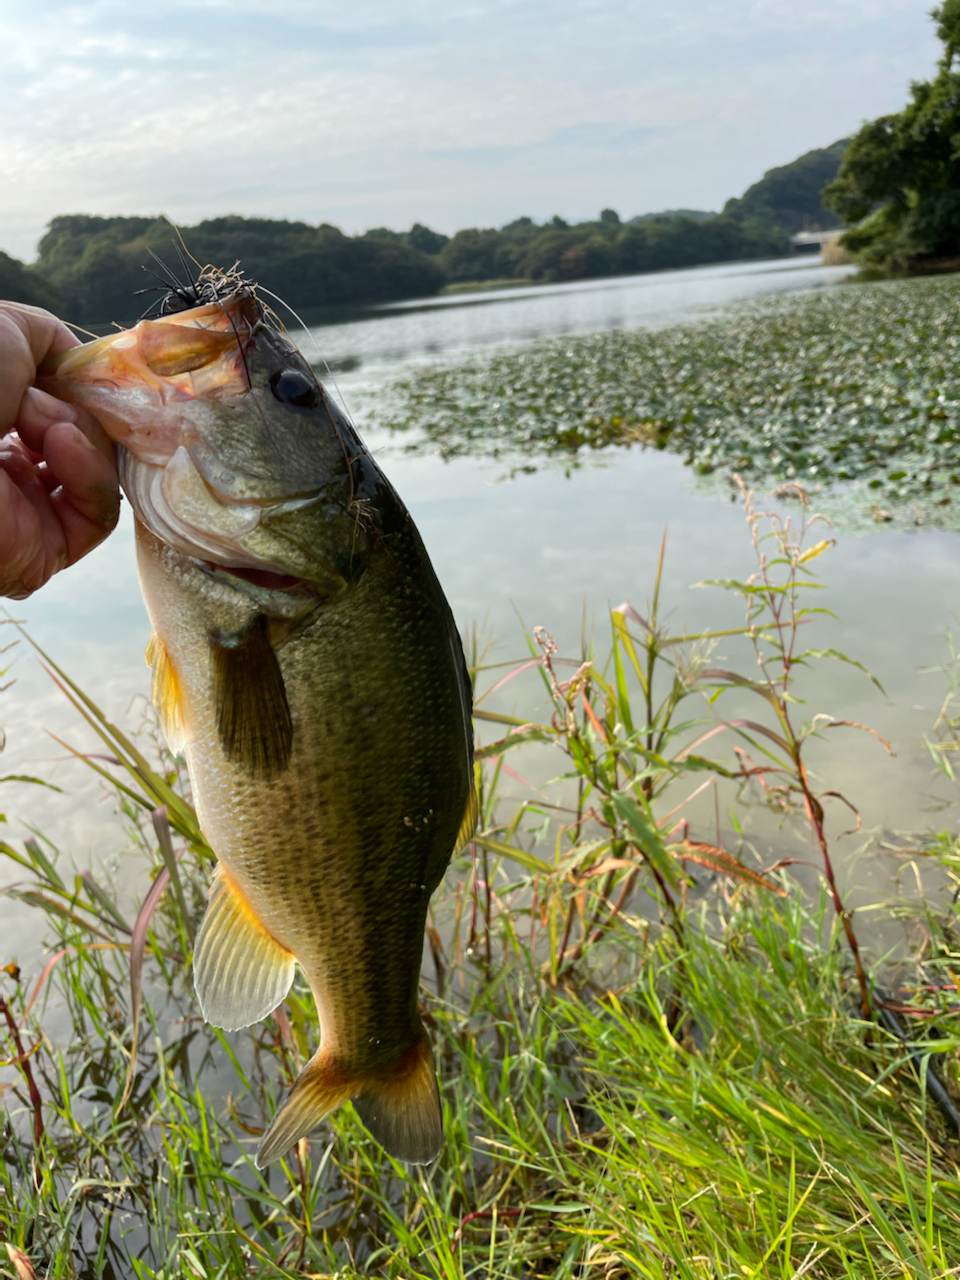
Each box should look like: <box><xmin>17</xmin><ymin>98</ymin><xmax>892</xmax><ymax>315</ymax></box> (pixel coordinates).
<box><xmin>211</xmin><ymin>615</ymin><xmax>293</xmax><ymax>778</ymax></box>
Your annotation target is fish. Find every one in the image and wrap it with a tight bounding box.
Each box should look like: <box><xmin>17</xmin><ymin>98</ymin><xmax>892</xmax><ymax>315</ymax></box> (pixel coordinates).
<box><xmin>38</xmin><ymin>270</ymin><xmax>476</xmax><ymax>1167</ymax></box>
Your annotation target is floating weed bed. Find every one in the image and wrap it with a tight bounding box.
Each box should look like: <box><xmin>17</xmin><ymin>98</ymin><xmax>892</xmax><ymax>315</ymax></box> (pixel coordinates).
<box><xmin>370</xmin><ymin>272</ymin><xmax>960</xmax><ymax>528</ymax></box>
<box><xmin>2</xmin><ymin>489</ymin><xmax>960</xmax><ymax>1276</ymax></box>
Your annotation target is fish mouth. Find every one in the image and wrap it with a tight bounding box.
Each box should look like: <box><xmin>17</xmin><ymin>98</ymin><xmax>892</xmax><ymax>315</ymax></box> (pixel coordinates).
<box><xmin>38</xmin><ymin>294</ymin><xmax>260</xmax><ymax>463</ymax></box>
<box><xmin>210</xmin><ymin>564</ymin><xmax>305</xmax><ymax>592</ymax></box>
<box><xmin>40</xmin><ymin>286</ymin><xmax>350</xmax><ymax>598</ymax></box>
<box><xmin>127</xmin><ymin>452</ymin><xmax>321</xmax><ymax>594</ymax></box>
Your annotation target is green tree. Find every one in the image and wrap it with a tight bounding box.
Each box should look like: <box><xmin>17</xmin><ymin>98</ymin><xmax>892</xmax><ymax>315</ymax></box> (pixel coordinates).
<box><xmin>407</xmin><ymin>223</ymin><xmax>448</xmax><ymax>255</ymax></box>
<box><xmin>34</xmin><ymin>214</ymin><xmax>446</xmax><ymax>325</ymax></box>
<box><xmin>0</xmin><ymin>251</ymin><xmax>62</xmax><ymax>311</ymax></box>
<box><xmin>823</xmin><ymin>1</ymin><xmax>960</xmax><ymax>271</ymax></box>
<box><xmin>439</xmin><ymin>227</ymin><xmax>527</xmax><ymax>282</ymax></box>
<box><xmin>518</xmin><ymin>227</ymin><xmax>587</xmax><ymax>281</ymax></box>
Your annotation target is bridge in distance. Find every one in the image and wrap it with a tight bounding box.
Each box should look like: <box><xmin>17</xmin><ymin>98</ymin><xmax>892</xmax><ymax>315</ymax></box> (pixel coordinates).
<box><xmin>790</xmin><ymin>229</ymin><xmax>844</xmax><ymax>252</ymax></box>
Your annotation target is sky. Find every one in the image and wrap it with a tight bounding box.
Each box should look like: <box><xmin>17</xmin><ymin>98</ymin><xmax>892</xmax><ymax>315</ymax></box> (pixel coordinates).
<box><xmin>0</xmin><ymin>0</ymin><xmax>943</xmax><ymax>261</ymax></box>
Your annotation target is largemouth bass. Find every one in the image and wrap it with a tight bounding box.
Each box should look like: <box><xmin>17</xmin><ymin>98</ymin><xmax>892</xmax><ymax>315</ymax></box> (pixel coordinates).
<box><xmin>39</xmin><ymin>274</ymin><xmax>475</xmax><ymax>1166</ymax></box>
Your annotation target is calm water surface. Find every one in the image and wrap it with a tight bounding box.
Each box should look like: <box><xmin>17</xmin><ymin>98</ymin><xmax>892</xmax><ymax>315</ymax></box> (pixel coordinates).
<box><xmin>4</xmin><ymin>254</ymin><xmax>952</xmax><ymax>969</ymax></box>
<box><xmin>303</xmin><ymin>256</ymin><xmax>853</xmax><ymax>387</ymax></box>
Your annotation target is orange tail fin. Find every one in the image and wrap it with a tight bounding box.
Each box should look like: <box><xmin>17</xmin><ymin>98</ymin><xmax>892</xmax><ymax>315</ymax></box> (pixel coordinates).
<box><xmin>255</xmin><ymin>1028</ymin><xmax>442</xmax><ymax>1168</ymax></box>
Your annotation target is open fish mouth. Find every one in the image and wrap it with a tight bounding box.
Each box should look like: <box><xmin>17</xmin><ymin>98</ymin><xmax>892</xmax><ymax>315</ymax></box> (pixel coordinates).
<box><xmin>207</xmin><ymin>564</ymin><xmax>306</xmax><ymax>591</ymax></box>
<box><xmin>41</xmin><ymin>292</ymin><xmax>260</xmax><ymax>464</ymax></box>
<box><xmin>38</xmin><ymin>282</ymin><xmax>341</xmax><ymax>589</ymax></box>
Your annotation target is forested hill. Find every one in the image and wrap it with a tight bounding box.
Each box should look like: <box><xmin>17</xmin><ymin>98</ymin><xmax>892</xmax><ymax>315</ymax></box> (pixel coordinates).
<box><xmin>3</xmin><ymin>139</ymin><xmax>850</xmax><ymax>325</ymax></box>
<box><xmin>30</xmin><ymin>215</ymin><xmax>448</xmax><ymax>326</ymax></box>
<box><xmin>723</xmin><ymin>139</ymin><xmax>850</xmax><ymax>230</ymax></box>
<box><xmin>0</xmin><ymin>250</ymin><xmax>62</xmax><ymax>312</ymax></box>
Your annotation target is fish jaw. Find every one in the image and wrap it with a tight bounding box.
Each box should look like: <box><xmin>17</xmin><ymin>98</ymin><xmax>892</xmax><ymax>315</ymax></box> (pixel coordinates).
<box><xmin>39</xmin><ymin>292</ymin><xmax>365</xmax><ymax>592</ymax></box>
<box><xmin>38</xmin><ymin>297</ymin><xmax>258</xmax><ymax>466</ymax></box>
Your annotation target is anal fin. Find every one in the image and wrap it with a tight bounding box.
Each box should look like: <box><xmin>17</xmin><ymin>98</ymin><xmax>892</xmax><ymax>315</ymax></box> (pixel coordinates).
<box><xmin>145</xmin><ymin>631</ymin><xmax>186</xmax><ymax>753</ymax></box>
<box><xmin>194</xmin><ymin>865</ymin><xmax>295</xmax><ymax>1031</ymax></box>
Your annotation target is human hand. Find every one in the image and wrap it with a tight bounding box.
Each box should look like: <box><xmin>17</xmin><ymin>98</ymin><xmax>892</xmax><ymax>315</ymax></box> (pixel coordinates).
<box><xmin>0</xmin><ymin>302</ymin><xmax>120</xmax><ymax>600</ymax></box>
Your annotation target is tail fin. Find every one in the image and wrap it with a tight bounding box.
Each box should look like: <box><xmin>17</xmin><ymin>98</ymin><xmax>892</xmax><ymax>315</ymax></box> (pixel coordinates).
<box><xmin>255</xmin><ymin>1030</ymin><xmax>442</xmax><ymax>1168</ymax></box>
<box><xmin>353</xmin><ymin>1031</ymin><xmax>443</xmax><ymax>1165</ymax></box>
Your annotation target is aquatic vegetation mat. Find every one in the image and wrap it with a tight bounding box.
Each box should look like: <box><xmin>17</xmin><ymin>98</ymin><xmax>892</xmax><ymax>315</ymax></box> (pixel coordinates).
<box><xmin>371</xmin><ymin>272</ymin><xmax>960</xmax><ymax>528</ymax></box>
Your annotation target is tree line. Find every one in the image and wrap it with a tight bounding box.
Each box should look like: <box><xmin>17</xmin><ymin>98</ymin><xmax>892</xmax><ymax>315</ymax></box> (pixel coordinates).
<box><xmin>0</xmin><ymin>139</ymin><xmax>851</xmax><ymax>325</ymax></box>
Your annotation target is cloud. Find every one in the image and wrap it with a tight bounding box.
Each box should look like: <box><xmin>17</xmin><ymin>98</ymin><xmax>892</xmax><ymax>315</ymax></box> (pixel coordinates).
<box><xmin>430</xmin><ymin>123</ymin><xmax>669</xmax><ymax>167</ymax></box>
<box><xmin>0</xmin><ymin>0</ymin><xmax>943</xmax><ymax>259</ymax></box>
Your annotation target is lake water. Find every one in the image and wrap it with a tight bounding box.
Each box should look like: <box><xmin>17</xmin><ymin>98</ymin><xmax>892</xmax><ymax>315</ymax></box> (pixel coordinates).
<box><xmin>3</xmin><ymin>253</ymin><xmax>954</xmax><ymax>970</ymax></box>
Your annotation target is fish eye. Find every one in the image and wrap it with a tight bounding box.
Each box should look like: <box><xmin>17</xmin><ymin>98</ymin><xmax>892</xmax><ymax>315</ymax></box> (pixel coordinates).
<box><xmin>269</xmin><ymin>369</ymin><xmax>318</xmax><ymax>408</ymax></box>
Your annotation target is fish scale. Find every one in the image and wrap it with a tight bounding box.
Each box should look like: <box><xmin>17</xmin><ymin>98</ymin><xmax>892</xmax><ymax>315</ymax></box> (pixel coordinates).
<box><xmin>39</xmin><ymin>280</ymin><xmax>475</xmax><ymax>1166</ymax></box>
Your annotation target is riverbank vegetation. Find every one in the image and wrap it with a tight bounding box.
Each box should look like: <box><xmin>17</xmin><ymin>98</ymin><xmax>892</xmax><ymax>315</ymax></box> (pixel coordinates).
<box><xmin>0</xmin><ymin>135</ymin><xmax>850</xmax><ymax>326</ymax></box>
<box><xmin>826</xmin><ymin>1</ymin><xmax>960</xmax><ymax>275</ymax></box>
<box><xmin>371</xmin><ymin>271</ymin><xmax>960</xmax><ymax>530</ymax></box>
<box><xmin>2</xmin><ymin>489</ymin><xmax>959</xmax><ymax>1276</ymax></box>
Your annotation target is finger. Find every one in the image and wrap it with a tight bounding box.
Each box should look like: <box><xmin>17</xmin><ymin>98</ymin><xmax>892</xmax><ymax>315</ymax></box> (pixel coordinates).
<box><xmin>0</xmin><ymin>468</ymin><xmax>51</xmax><ymax>599</ymax></box>
<box><xmin>38</xmin><ymin>462</ymin><xmax>60</xmax><ymax>495</ymax></box>
<box><xmin>41</xmin><ymin>421</ymin><xmax>121</xmax><ymax>565</ymax></box>
<box><xmin>16</xmin><ymin>387</ymin><xmax>114</xmax><ymax>457</ymax></box>
<box><xmin>0</xmin><ymin>302</ymin><xmax>79</xmax><ymax>358</ymax></box>
<box><xmin>17</xmin><ymin>391</ymin><xmax>120</xmax><ymax>556</ymax></box>
<box><xmin>15</xmin><ymin>387</ymin><xmax>77</xmax><ymax>454</ymax></box>
<box><xmin>0</xmin><ymin>305</ymin><xmax>80</xmax><ymax>437</ymax></box>
<box><xmin>0</xmin><ymin>435</ymin><xmax>69</xmax><ymax>582</ymax></box>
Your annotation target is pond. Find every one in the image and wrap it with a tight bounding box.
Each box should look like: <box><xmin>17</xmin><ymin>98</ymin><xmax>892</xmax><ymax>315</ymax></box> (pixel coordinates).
<box><xmin>2</xmin><ymin>253</ymin><xmax>957</xmax><ymax>968</ymax></box>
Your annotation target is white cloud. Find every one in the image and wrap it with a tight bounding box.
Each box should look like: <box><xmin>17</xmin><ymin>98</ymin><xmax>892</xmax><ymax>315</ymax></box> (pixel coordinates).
<box><xmin>0</xmin><ymin>0</ymin><xmax>942</xmax><ymax>259</ymax></box>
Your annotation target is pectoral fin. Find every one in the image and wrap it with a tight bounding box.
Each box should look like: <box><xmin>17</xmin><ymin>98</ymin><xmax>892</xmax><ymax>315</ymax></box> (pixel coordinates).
<box><xmin>211</xmin><ymin>615</ymin><xmax>293</xmax><ymax>778</ymax></box>
<box><xmin>145</xmin><ymin>631</ymin><xmax>186</xmax><ymax>753</ymax></box>
<box><xmin>193</xmin><ymin>865</ymin><xmax>295</xmax><ymax>1031</ymax></box>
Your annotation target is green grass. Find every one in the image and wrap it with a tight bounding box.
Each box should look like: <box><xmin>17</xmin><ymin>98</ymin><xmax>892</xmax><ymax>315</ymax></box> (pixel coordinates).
<box><xmin>369</xmin><ymin>272</ymin><xmax>960</xmax><ymax>528</ymax></box>
<box><xmin>2</xmin><ymin>490</ymin><xmax>960</xmax><ymax>1278</ymax></box>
